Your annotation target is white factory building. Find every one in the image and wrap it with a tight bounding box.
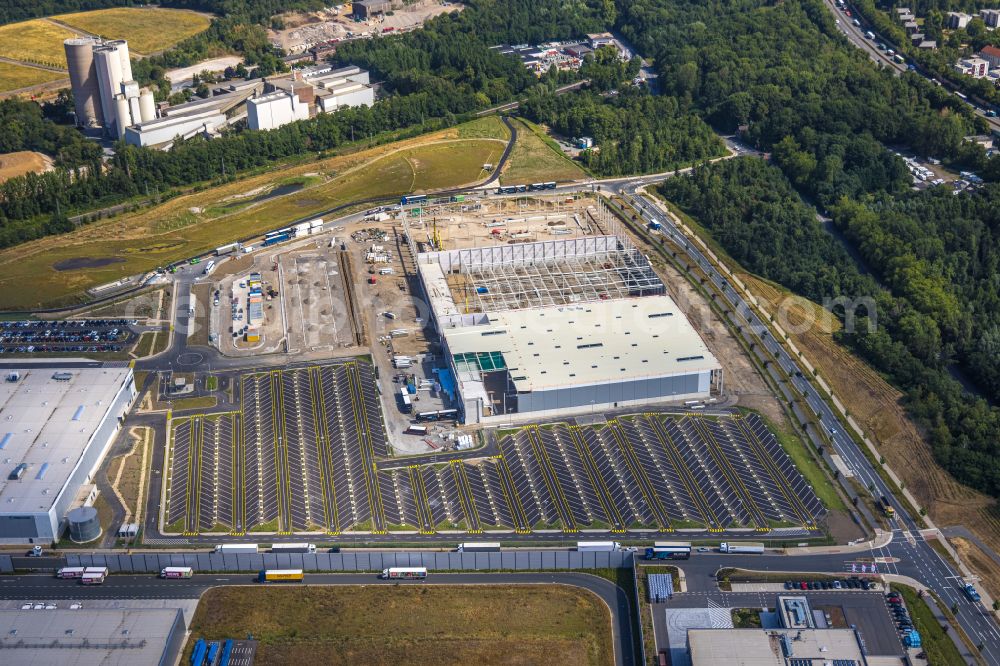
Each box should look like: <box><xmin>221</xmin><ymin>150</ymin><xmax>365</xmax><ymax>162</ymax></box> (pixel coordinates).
<box><xmin>64</xmin><ymin>38</ymin><xmax>156</xmax><ymax>137</ymax></box>
<box><xmin>65</xmin><ymin>37</ymin><xmax>373</xmax><ymax>144</ymax></box>
<box><xmin>0</xmin><ymin>363</ymin><xmax>136</xmax><ymax>544</ymax></box>
<box><xmin>417</xmin><ymin>232</ymin><xmax>722</xmax><ymax>424</ymax></box>
<box><xmin>248</xmin><ymin>90</ymin><xmax>311</xmax><ymax>131</ymax></box>
<box><xmin>251</xmin><ymin>64</ymin><xmax>374</xmax><ymax>130</ymax></box>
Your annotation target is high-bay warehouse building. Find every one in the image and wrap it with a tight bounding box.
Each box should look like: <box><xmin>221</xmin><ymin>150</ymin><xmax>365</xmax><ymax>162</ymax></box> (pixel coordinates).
<box><xmin>0</xmin><ymin>363</ymin><xmax>136</xmax><ymax>544</ymax></box>
<box><xmin>416</xmin><ymin>225</ymin><xmax>722</xmax><ymax>424</ymax></box>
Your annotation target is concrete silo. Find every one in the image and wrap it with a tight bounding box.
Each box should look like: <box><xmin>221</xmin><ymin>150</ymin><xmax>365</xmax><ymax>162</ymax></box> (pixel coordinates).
<box><xmin>138</xmin><ymin>89</ymin><xmax>156</xmax><ymax>122</ymax></box>
<box><xmin>106</xmin><ymin>39</ymin><xmax>132</xmax><ymax>83</ymax></box>
<box><xmin>63</xmin><ymin>37</ymin><xmax>103</xmax><ymax>128</ymax></box>
<box><xmin>114</xmin><ymin>96</ymin><xmax>131</xmax><ymax>139</ymax></box>
<box><xmin>94</xmin><ymin>45</ymin><xmax>125</xmax><ymax>129</ymax></box>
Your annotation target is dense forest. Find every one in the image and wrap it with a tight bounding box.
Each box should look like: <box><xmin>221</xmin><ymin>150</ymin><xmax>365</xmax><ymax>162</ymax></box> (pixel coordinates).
<box><xmin>523</xmin><ymin>89</ymin><xmax>725</xmax><ymax>175</ymax></box>
<box><xmin>629</xmin><ymin>0</ymin><xmax>1000</xmax><ymax>498</ymax></box>
<box><xmin>660</xmin><ymin>159</ymin><xmax>1000</xmax><ymax>497</ymax></box>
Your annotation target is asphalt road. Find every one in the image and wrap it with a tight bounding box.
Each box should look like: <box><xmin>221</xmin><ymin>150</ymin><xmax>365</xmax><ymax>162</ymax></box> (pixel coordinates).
<box><xmin>828</xmin><ymin>0</ymin><xmax>1000</xmax><ymax>133</ymax></box>
<box><xmin>621</xmin><ymin>185</ymin><xmax>1000</xmax><ymax>663</ymax></box>
<box><xmin>0</xmin><ymin>571</ymin><xmax>635</xmax><ymax>666</ymax></box>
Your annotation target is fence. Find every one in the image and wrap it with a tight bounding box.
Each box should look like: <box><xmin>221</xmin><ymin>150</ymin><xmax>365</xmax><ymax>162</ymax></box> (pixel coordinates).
<box><xmin>6</xmin><ymin>550</ymin><xmax>636</xmax><ymax>574</ymax></box>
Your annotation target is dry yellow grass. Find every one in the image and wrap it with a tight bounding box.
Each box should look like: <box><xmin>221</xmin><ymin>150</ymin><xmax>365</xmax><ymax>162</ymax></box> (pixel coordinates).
<box><xmin>743</xmin><ymin>273</ymin><xmax>1000</xmax><ymax>560</ymax></box>
<box><xmin>0</xmin><ymin>117</ymin><xmax>508</xmax><ymax>309</ymax></box>
<box><xmin>0</xmin><ymin>20</ymin><xmax>75</xmax><ymax>68</ymax></box>
<box><xmin>52</xmin><ymin>8</ymin><xmax>211</xmax><ymax>54</ymax></box>
<box><xmin>0</xmin><ymin>151</ymin><xmax>53</xmax><ymax>182</ymax></box>
<box><xmin>0</xmin><ymin>63</ymin><xmax>65</xmax><ymax>93</ymax></box>
<box><xmin>186</xmin><ymin>585</ymin><xmax>613</xmax><ymax>666</ymax></box>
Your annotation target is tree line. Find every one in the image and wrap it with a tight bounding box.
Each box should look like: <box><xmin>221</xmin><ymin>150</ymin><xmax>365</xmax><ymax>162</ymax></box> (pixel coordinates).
<box><xmin>632</xmin><ymin>0</ymin><xmax>1000</xmax><ymax>499</ymax></box>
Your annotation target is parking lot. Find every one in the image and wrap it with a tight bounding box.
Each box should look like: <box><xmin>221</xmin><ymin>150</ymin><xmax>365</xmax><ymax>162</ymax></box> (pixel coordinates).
<box><xmin>166</xmin><ymin>402</ymin><xmax>825</xmax><ymax>535</ymax></box>
<box><xmin>0</xmin><ymin>319</ymin><xmax>134</xmax><ymax>354</ymax></box>
<box><xmin>165</xmin><ymin>360</ymin><xmax>390</xmax><ymax>535</ymax></box>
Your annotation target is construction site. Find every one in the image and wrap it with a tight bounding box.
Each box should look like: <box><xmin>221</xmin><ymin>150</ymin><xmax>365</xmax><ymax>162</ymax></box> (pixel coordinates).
<box><xmin>406</xmin><ymin>193</ymin><xmax>722</xmax><ymax>425</ymax></box>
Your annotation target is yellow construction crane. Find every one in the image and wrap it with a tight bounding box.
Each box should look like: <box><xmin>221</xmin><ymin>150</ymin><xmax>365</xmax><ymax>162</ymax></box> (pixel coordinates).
<box><xmin>432</xmin><ymin>217</ymin><xmax>442</xmax><ymax>250</ymax></box>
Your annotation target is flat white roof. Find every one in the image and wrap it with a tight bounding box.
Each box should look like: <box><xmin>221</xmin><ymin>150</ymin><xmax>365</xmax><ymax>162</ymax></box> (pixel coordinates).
<box><xmin>0</xmin><ymin>366</ymin><xmax>131</xmax><ymax>515</ymax></box>
<box><xmin>688</xmin><ymin>628</ymin><xmax>865</xmax><ymax>665</ymax></box>
<box><xmin>444</xmin><ymin>295</ymin><xmax>719</xmax><ymax>392</ymax></box>
<box><xmin>0</xmin><ymin>608</ymin><xmax>180</xmax><ymax>665</ymax></box>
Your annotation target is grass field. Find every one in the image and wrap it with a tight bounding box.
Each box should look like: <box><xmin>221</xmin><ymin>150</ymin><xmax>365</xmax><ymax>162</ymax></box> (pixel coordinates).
<box><xmin>185</xmin><ymin>585</ymin><xmax>613</xmax><ymax>665</ymax></box>
<box><xmin>0</xmin><ymin>20</ymin><xmax>75</xmax><ymax>68</ymax></box>
<box><xmin>0</xmin><ymin>150</ymin><xmax>53</xmax><ymax>181</ymax></box>
<box><xmin>0</xmin><ymin>63</ymin><xmax>65</xmax><ymax>93</ymax></box>
<box><xmin>500</xmin><ymin>118</ymin><xmax>586</xmax><ymax>185</ymax></box>
<box><xmin>0</xmin><ymin>117</ymin><xmax>508</xmax><ymax>309</ymax></box>
<box><xmin>52</xmin><ymin>8</ymin><xmax>211</xmax><ymax>54</ymax></box>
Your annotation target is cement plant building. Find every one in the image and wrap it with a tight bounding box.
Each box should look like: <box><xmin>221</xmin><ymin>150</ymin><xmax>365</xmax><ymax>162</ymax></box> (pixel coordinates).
<box><xmin>64</xmin><ymin>38</ymin><xmax>156</xmax><ymax>137</ymax></box>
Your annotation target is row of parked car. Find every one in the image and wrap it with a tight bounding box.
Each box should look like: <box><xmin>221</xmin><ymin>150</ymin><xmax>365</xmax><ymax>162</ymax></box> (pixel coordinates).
<box><xmin>0</xmin><ymin>319</ymin><xmax>133</xmax><ymax>353</ymax></box>
<box><xmin>887</xmin><ymin>591</ymin><xmax>914</xmax><ymax>634</ymax></box>
<box><xmin>784</xmin><ymin>576</ymin><xmax>873</xmax><ymax>591</ymax></box>
<box><xmin>0</xmin><ymin>344</ymin><xmax>124</xmax><ymax>354</ymax></box>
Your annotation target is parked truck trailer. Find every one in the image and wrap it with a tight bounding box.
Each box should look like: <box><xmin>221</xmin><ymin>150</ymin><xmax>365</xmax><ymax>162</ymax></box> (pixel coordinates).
<box><xmin>214</xmin><ymin>543</ymin><xmax>259</xmax><ymax>554</ymax></box>
<box><xmin>576</xmin><ymin>541</ymin><xmax>621</xmax><ymax>552</ymax></box>
<box><xmin>719</xmin><ymin>542</ymin><xmax>765</xmax><ymax>554</ymax></box>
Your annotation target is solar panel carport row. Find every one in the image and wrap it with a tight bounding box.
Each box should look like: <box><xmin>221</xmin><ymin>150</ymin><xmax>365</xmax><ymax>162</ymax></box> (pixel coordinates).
<box><xmin>165</xmin><ymin>363</ymin><xmax>826</xmax><ymax>535</ymax></box>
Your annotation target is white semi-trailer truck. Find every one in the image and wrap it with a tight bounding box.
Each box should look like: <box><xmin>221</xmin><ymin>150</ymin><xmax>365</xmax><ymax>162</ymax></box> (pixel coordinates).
<box><xmin>719</xmin><ymin>542</ymin><xmax>765</xmax><ymax>554</ymax></box>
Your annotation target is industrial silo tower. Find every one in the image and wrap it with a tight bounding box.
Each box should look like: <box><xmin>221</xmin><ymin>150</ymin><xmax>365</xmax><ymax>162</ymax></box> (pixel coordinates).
<box><xmin>63</xmin><ymin>37</ymin><xmax>103</xmax><ymax>127</ymax></box>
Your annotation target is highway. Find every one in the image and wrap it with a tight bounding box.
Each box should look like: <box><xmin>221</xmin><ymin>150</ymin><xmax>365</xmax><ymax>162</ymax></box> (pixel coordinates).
<box><xmin>826</xmin><ymin>0</ymin><xmax>1000</xmax><ymax>134</ymax></box>
<box><xmin>0</xmin><ymin>571</ymin><xmax>636</xmax><ymax>666</ymax></box>
<box><xmin>619</xmin><ymin>183</ymin><xmax>1000</xmax><ymax>663</ymax></box>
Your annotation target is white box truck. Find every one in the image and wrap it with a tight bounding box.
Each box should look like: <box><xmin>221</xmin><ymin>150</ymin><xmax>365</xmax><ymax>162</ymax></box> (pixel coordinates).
<box><xmin>457</xmin><ymin>542</ymin><xmax>501</xmax><ymax>552</ymax></box>
<box><xmin>577</xmin><ymin>541</ymin><xmax>621</xmax><ymax>552</ymax></box>
<box><xmin>270</xmin><ymin>543</ymin><xmax>317</xmax><ymax>554</ymax></box>
<box><xmin>719</xmin><ymin>542</ymin><xmax>765</xmax><ymax>554</ymax></box>
<box><xmin>214</xmin><ymin>543</ymin><xmax>259</xmax><ymax>554</ymax></box>
<box><xmin>160</xmin><ymin>566</ymin><xmax>194</xmax><ymax>579</ymax></box>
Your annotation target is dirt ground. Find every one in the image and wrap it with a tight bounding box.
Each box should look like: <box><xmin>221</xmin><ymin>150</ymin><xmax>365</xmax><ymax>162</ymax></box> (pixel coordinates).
<box><xmin>269</xmin><ymin>1</ymin><xmax>461</xmax><ymax>53</ymax></box>
<box><xmin>743</xmin><ymin>273</ymin><xmax>1000</xmax><ymax>562</ymax></box>
<box><xmin>164</xmin><ymin>56</ymin><xmax>243</xmax><ymax>83</ymax></box>
<box><xmin>642</xmin><ymin>252</ymin><xmax>785</xmax><ymax>426</ymax></box>
<box><xmin>0</xmin><ymin>150</ymin><xmax>52</xmax><ymax>182</ymax></box>
<box><xmin>950</xmin><ymin>537</ymin><xmax>1000</xmax><ymax>603</ymax></box>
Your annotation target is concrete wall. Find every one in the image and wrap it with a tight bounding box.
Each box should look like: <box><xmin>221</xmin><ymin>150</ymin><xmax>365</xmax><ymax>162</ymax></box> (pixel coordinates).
<box><xmin>160</xmin><ymin>609</ymin><xmax>186</xmax><ymax>666</ymax></box>
<box><xmin>516</xmin><ymin>371</ymin><xmax>707</xmax><ymax>413</ymax></box>
<box><xmin>52</xmin><ymin>549</ymin><xmax>633</xmax><ymax>573</ymax></box>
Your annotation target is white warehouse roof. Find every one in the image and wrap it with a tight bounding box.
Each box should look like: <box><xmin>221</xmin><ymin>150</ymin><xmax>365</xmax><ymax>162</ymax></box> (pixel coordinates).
<box><xmin>0</xmin><ymin>365</ymin><xmax>132</xmax><ymax>514</ymax></box>
<box><xmin>443</xmin><ymin>295</ymin><xmax>720</xmax><ymax>392</ymax></box>
<box><xmin>0</xmin><ymin>607</ymin><xmax>182</xmax><ymax>665</ymax></box>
